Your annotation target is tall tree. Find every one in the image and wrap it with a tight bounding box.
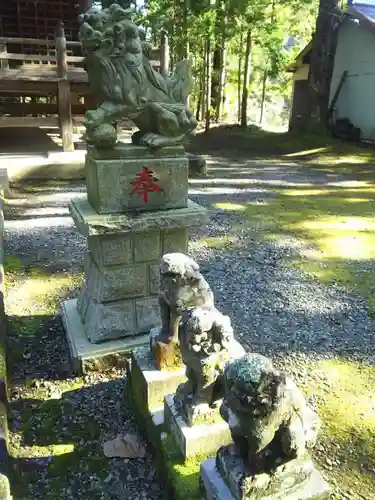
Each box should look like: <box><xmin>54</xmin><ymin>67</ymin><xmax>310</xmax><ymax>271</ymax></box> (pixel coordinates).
<box><xmin>305</xmin><ymin>0</ymin><xmax>342</xmax><ymax>129</ymax></box>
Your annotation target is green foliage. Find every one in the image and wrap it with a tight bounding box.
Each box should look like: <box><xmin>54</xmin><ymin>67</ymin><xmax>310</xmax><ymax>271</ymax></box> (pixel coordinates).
<box><xmin>142</xmin><ymin>0</ymin><xmax>319</xmax><ymax>126</ymax></box>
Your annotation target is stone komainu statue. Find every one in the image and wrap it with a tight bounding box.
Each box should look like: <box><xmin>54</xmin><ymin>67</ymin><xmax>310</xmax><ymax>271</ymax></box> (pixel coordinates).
<box><xmin>151</xmin><ymin>253</ymin><xmax>214</xmax><ymax>370</ymax></box>
<box><xmin>220</xmin><ymin>353</ymin><xmax>321</xmax><ymax>474</ymax></box>
<box><xmin>79</xmin><ymin>4</ymin><xmax>197</xmax><ymax>148</ymax></box>
<box><xmin>175</xmin><ymin>307</ymin><xmax>245</xmax><ymax>424</ymax></box>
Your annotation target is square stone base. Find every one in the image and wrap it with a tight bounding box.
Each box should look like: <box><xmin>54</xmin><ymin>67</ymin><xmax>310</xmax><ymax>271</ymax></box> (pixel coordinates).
<box><xmin>214</xmin><ymin>446</ymin><xmax>330</xmax><ymax>500</ymax></box>
<box><xmin>131</xmin><ymin>345</ymin><xmax>186</xmax><ymax>414</ymax></box>
<box><xmin>61</xmin><ymin>299</ymin><xmax>149</xmax><ymax>374</ymax></box>
<box><xmin>200</xmin><ymin>457</ymin><xmax>330</xmax><ymax>500</ymax></box>
<box><xmin>164</xmin><ymin>394</ymin><xmax>231</xmax><ymax>460</ymax></box>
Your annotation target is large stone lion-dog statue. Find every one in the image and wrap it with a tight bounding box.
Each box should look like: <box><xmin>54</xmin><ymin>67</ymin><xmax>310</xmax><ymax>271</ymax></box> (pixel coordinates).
<box><xmin>79</xmin><ymin>4</ymin><xmax>197</xmax><ymax>148</ymax></box>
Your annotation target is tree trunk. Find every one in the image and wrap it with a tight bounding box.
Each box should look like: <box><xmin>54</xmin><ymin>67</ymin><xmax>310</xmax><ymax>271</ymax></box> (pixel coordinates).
<box><xmin>205</xmin><ymin>37</ymin><xmax>212</xmax><ymax>132</ymax></box>
<box><xmin>211</xmin><ymin>46</ymin><xmax>221</xmax><ymax>121</ymax></box>
<box><xmin>160</xmin><ymin>30</ymin><xmax>170</xmax><ymax>79</ymax></box>
<box><xmin>240</xmin><ymin>29</ymin><xmax>252</xmax><ymax>128</ymax></box>
<box><xmin>259</xmin><ymin>70</ymin><xmax>267</xmax><ymax>125</ymax></box>
<box><xmin>196</xmin><ymin>42</ymin><xmax>206</xmax><ymax>122</ymax></box>
<box><xmin>215</xmin><ymin>39</ymin><xmax>227</xmax><ymax>122</ymax></box>
<box><xmin>237</xmin><ymin>30</ymin><xmax>243</xmax><ymax>124</ymax></box>
<box><xmin>305</xmin><ymin>0</ymin><xmax>341</xmax><ymax>130</ymax></box>
<box><xmin>183</xmin><ymin>0</ymin><xmax>190</xmax><ymax>59</ymax></box>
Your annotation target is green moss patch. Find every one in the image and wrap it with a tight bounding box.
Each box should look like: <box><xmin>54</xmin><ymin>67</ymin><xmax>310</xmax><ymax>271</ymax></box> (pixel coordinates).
<box><xmin>129</xmin><ymin>377</ymin><xmax>210</xmax><ymax>500</ymax></box>
<box><xmin>160</xmin><ymin>436</ymin><xmax>207</xmax><ymax>500</ymax></box>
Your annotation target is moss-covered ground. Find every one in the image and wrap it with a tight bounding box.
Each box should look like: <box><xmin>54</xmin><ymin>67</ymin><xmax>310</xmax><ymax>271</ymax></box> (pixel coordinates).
<box><xmin>4</xmin><ymin>245</ymin><xmax>137</xmax><ymax>498</ymax></box>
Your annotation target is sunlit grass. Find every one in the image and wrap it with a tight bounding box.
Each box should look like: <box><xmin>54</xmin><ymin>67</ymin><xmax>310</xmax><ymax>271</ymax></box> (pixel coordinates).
<box><xmin>215</xmin><ymin>202</ymin><xmax>246</xmax><ymax>211</ymax></box>
<box><xmin>197</xmin><ymin>235</ymin><xmax>236</xmax><ymax>250</ymax></box>
<box><xmin>5</xmin><ymin>260</ymin><xmax>83</xmax><ymax>317</ymax></box>
<box><xmin>301</xmin><ymin>358</ymin><xmax>375</xmax><ymax>496</ymax></box>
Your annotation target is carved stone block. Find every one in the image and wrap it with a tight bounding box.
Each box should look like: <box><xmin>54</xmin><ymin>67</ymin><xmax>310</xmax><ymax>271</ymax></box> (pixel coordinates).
<box><xmin>86</xmin><ymin>259</ymin><xmax>147</xmax><ymax>302</ymax></box>
<box><xmin>134</xmin><ymin>231</ymin><xmax>161</xmax><ymax>262</ymax></box>
<box><xmin>148</xmin><ymin>262</ymin><xmax>160</xmax><ymax>295</ymax></box>
<box><xmin>135</xmin><ymin>296</ymin><xmax>160</xmax><ymax>332</ymax></box>
<box><xmin>86</xmin><ymin>145</ymin><xmax>188</xmax><ymax>214</ymax></box>
<box><xmin>84</xmin><ymin>297</ymin><xmax>136</xmax><ymax>343</ymax></box>
<box><xmin>163</xmin><ymin>228</ymin><xmax>188</xmax><ymax>254</ymax></box>
<box><xmin>88</xmin><ymin>234</ymin><xmax>133</xmax><ymax>267</ymax></box>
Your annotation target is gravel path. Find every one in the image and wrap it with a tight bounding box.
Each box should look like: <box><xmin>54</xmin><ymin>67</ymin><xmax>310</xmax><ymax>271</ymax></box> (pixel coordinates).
<box><xmin>5</xmin><ymin>157</ymin><xmax>375</xmax><ymax>499</ymax></box>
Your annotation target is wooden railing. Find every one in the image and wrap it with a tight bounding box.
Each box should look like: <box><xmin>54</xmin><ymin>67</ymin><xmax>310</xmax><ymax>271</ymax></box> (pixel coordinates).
<box><xmin>0</xmin><ymin>23</ymin><xmax>84</xmax><ymax>74</ymax></box>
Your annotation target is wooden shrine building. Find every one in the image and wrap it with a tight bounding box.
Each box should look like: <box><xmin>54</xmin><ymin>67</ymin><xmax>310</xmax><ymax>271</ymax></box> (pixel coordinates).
<box><xmin>0</xmin><ymin>0</ymin><xmax>93</xmax><ymax>152</ymax></box>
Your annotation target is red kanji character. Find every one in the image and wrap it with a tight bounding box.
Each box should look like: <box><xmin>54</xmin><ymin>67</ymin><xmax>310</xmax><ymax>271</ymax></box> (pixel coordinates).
<box><xmin>130</xmin><ymin>167</ymin><xmax>162</xmax><ymax>203</ymax></box>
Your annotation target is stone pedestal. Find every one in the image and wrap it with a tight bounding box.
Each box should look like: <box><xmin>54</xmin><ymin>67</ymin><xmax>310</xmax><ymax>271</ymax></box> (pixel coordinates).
<box><xmin>61</xmin><ymin>143</ymin><xmax>207</xmax><ymax>371</ymax></box>
<box><xmin>164</xmin><ymin>394</ymin><xmax>232</xmax><ymax>459</ymax></box>
<box><xmin>130</xmin><ymin>345</ymin><xmax>186</xmax><ymax>419</ymax></box>
<box><xmin>200</xmin><ymin>448</ymin><xmax>330</xmax><ymax>500</ymax></box>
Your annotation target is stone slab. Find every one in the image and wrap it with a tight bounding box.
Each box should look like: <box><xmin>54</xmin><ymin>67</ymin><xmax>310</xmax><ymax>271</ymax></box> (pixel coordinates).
<box><xmin>61</xmin><ymin>298</ymin><xmax>149</xmax><ymax>374</ymax></box>
<box><xmin>86</xmin><ymin>150</ymin><xmax>188</xmax><ymax>213</ymax></box>
<box><xmin>69</xmin><ymin>198</ymin><xmax>208</xmax><ymax>237</ymax></box>
<box><xmin>88</xmin><ymin>143</ymin><xmax>185</xmax><ymax>160</ymax></box>
<box><xmin>216</xmin><ymin>446</ymin><xmax>330</xmax><ymax>500</ymax></box>
<box><xmin>164</xmin><ymin>394</ymin><xmax>232</xmax><ymax>459</ymax></box>
<box><xmin>131</xmin><ymin>345</ymin><xmax>186</xmax><ymax>411</ymax></box>
<box><xmin>200</xmin><ymin>458</ymin><xmax>234</xmax><ymax>500</ymax></box>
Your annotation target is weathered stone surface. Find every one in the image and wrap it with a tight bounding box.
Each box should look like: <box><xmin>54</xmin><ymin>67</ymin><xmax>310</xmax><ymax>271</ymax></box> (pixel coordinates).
<box><xmin>187</xmin><ymin>153</ymin><xmax>208</xmax><ymax>178</ymax></box>
<box><xmin>88</xmin><ymin>234</ymin><xmax>133</xmax><ymax>267</ymax></box>
<box><xmin>86</xmin><ymin>153</ymin><xmax>188</xmax><ymax>214</ymax></box>
<box><xmin>83</xmin><ymin>250</ymin><xmax>93</xmax><ymax>274</ymax></box>
<box><xmin>62</xmin><ymin>299</ymin><xmax>149</xmax><ymax>374</ymax></box>
<box><xmin>134</xmin><ymin>231</ymin><xmax>161</xmax><ymax>262</ymax></box>
<box><xmin>131</xmin><ymin>346</ymin><xmax>186</xmax><ymax>411</ymax></box>
<box><xmin>88</xmin><ymin>144</ymin><xmax>185</xmax><ymax>160</ymax></box>
<box><xmin>216</xmin><ymin>446</ymin><xmax>330</xmax><ymax>500</ymax></box>
<box><xmin>164</xmin><ymin>394</ymin><xmax>231</xmax><ymax>459</ymax></box>
<box><xmin>80</xmin><ymin>6</ymin><xmax>197</xmax><ymax>148</ymax></box>
<box><xmin>200</xmin><ymin>458</ymin><xmax>234</xmax><ymax>500</ymax></box>
<box><xmin>156</xmin><ymin>253</ymin><xmax>214</xmax><ymax>346</ymax></box>
<box><xmin>135</xmin><ymin>296</ymin><xmax>160</xmax><ymax>332</ymax></box>
<box><xmin>84</xmin><ymin>297</ymin><xmax>136</xmax><ymax>343</ymax></box>
<box><xmin>163</xmin><ymin>228</ymin><xmax>188</xmax><ymax>254</ymax></box>
<box><xmin>70</xmin><ymin>198</ymin><xmax>208</xmax><ymax>237</ymax></box>
<box><xmin>86</xmin><ymin>259</ymin><xmax>146</xmax><ymax>302</ymax></box>
<box><xmin>148</xmin><ymin>262</ymin><xmax>160</xmax><ymax>295</ymax></box>
<box><xmin>220</xmin><ymin>354</ymin><xmax>321</xmax><ymax>472</ymax></box>
<box><xmin>76</xmin><ymin>286</ymin><xmax>90</xmax><ymax>322</ymax></box>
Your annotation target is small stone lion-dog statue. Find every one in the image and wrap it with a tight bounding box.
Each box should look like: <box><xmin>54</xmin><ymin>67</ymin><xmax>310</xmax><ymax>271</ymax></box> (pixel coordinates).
<box><xmin>175</xmin><ymin>307</ymin><xmax>245</xmax><ymax>425</ymax></box>
<box><xmin>217</xmin><ymin>353</ymin><xmax>324</xmax><ymax>499</ymax></box>
<box><xmin>151</xmin><ymin>253</ymin><xmax>214</xmax><ymax>370</ymax></box>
